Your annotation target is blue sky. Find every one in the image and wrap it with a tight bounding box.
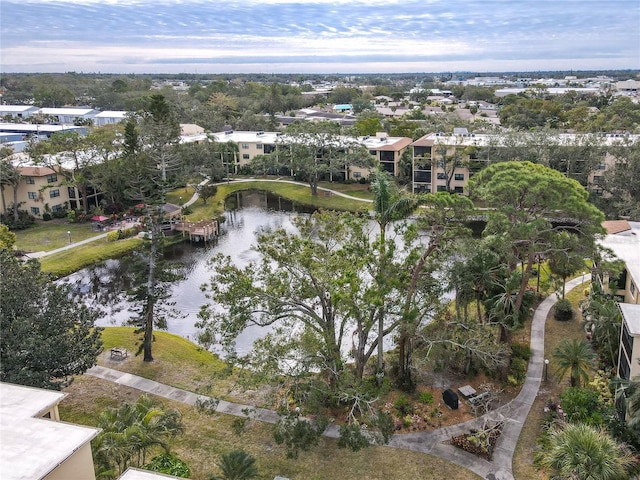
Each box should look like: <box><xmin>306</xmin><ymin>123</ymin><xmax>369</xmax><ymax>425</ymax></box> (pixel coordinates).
<box><xmin>1</xmin><ymin>0</ymin><xmax>639</xmax><ymax>74</ymax></box>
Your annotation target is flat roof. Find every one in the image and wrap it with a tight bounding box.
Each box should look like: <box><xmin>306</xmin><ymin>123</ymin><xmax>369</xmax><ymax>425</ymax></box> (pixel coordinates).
<box><xmin>0</xmin><ymin>382</ymin><xmax>100</xmax><ymax>480</ymax></box>
<box><xmin>119</xmin><ymin>467</ymin><xmax>181</xmax><ymax>479</ymax></box>
<box><xmin>620</xmin><ymin>303</ymin><xmax>640</xmax><ymax>335</ymax></box>
<box><xmin>40</xmin><ymin>108</ymin><xmax>97</xmax><ymax>116</ymax></box>
<box><xmin>0</xmin><ymin>123</ymin><xmax>85</xmax><ymax>134</ymax></box>
<box><xmin>0</xmin><ymin>105</ymin><xmax>39</xmax><ymax>113</ymax></box>
<box><xmin>94</xmin><ymin>110</ymin><xmax>128</xmax><ymax>118</ymax></box>
<box><xmin>600</xmin><ymin>221</ymin><xmax>640</xmax><ymax>296</ymax></box>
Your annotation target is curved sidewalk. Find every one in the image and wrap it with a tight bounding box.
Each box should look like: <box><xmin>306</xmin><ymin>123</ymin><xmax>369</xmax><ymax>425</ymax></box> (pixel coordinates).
<box><xmin>86</xmin><ymin>275</ymin><xmax>589</xmax><ymax>479</ymax></box>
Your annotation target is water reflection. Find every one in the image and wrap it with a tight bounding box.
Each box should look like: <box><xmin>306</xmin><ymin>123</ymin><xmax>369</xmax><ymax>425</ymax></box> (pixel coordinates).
<box><xmin>63</xmin><ymin>191</ymin><xmax>313</xmax><ymax>354</ymax></box>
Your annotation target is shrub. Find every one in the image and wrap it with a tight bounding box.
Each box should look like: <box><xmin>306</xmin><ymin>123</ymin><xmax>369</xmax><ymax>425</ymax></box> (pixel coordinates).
<box><xmin>144</xmin><ymin>453</ymin><xmax>190</xmax><ymax>478</ymax></box>
<box><xmin>0</xmin><ymin>210</ymin><xmax>36</xmax><ymax>230</ymax></box>
<box><xmin>42</xmin><ymin>212</ymin><xmax>52</xmax><ymax>221</ymax></box>
<box><xmin>394</xmin><ymin>395</ymin><xmax>413</xmax><ymax>416</ymax></box>
<box><xmin>418</xmin><ymin>391</ymin><xmax>434</xmax><ymax>405</ymax></box>
<box><xmin>509</xmin><ymin>357</ymin><xmax>528</xmax><ymax>385</ymax></box>
<box><xmin>106</xmin><ymin>231</ymin><xmax>120</xmax><ymax>242</ymax></box>
<box><xmin>553</xmin><ymin>298</ymin><xmax>574</xmax><ymax>321</ymax></box>
<box><xmin>511</xmin><ymin>342</ymin><xmax>531</xmax><ymax>361</ymax></box>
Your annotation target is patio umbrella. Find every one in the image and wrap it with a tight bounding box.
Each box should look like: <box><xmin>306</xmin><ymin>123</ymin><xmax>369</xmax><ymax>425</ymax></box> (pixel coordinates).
<box><xmin>91</xmin><ymin>215</ymin><xmax>109</xmax><ymax>222</ymax></box>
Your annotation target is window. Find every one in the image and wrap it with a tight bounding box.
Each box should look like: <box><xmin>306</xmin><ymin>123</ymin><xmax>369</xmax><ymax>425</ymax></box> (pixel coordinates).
<box><xmin>46</xmin><ymin>174</ymin><xmax>57</xmax><ymax>183</ymax></box>
<box><xmin>454</xmin><ymin>173</ymin><xmax>465</xmax><ymax>181</ymax></box>
<box><xmin>437</xmin><ymin>172</ymin><xmax>446</xmax><ymax>180</ymax></box>
<box><xmin>436</xmin><ymin>160</ymin><xmax>445</xmax><ymax>168</ymax></box>
<box><xmin>454</xmin><ymin>186</ymin><xmax>464</xmax><ymax>193</ymax></box>
<box><xmin>25</xmin><ymin>176</ymin><xmax>35</xmax><ymax>184</ymax></box>
<box><xmin>31</xmin><ymin>207</ymin><xmax>40</xmax><ymax>215</ymax></box>
<box><xmin>49</xmin><ymin>189</ymin><xmax>60</xmax><ymax>198</ymax></box>
<box><xmin>256</xmin><ymin>143</ymin><xmax>263</xmax><ymax>150</ymax></box>
<box><xmin>353</xmin><ymin>172</ymin><xmax>361</xmax><ymax>179</ymax></box>
<box><xmin>598</xmin><ymin>163</ymin><xmax>606</xmax><ymax>170</ymax></box>
<box><xmin>242</xmin><ymin>154</ymin><xmax>250</xmax><ymax>160</ymax></box>
<box><xmin>28</xmin><ymin>192</ymin><xmax>38</xmax><ymax>200</ymax></box>
<box><xmin>632</xmin><ymin>281</ymin><xmax>636</xmax><ymax>296</ymax></box>
<box><xmin>52</xmin><ymin>204</ymin><xmax>63</xmax><ymax>212</ymax></box>
<box><xmin>437</xmin><ymin>185</ymin><xmax>447</xmax><ymax>192</ymax></box>
<box><xmin>68</xmin><ymin>187</ymin><xmax>76</xmax><ymax>198</ymax></box>
<box><xmin>241</xmin><ymin>144</ymin><xmax>249</xmax><ymax>149</ymax></box>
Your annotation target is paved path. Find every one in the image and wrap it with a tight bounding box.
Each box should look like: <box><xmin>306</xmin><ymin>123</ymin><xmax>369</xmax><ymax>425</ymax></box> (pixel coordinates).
<box><xmin>87</xmin><ymin>275</ymin><xmax>589</xmax><ymax>479</ymax></box>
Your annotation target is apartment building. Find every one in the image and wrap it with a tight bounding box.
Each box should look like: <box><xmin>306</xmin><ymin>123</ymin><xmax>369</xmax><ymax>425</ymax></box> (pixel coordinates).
<box><xmin>0</xmin><ymin>382</ymin><xmax>182</xmax><ymax>480</ymax></box>
<box><xmin>1</xmin><ymin>164</ymin><xmax>83</xmax><ymax>218</ymax></box>
<box><xmin>0</xmin><ymin>382</ymin><xmax>99</xmax><ymax>480</ymax></box>
<box><xmin>210</xmin><ymin>130</ymin><xmax>412</xmax><ymax>181</ymax></box>
<box><xmin>411</xmin><ymin>131</ymin><xmax>640</xmax><ymax>195</ymax></box>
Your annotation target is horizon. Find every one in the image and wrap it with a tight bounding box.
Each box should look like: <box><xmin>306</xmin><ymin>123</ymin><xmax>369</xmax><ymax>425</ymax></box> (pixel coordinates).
<box><xmin>1</xmin><ymin>0</ymin><xmax>639</xmax><ymax>75</ymax></box>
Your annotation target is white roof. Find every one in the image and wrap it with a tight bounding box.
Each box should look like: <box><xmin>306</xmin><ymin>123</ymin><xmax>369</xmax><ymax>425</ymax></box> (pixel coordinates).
<box><xmin>119</xmin><ymin>467</ymin><xmax>181</xmax><ymax>479</ymax></box>
<box><xmin>0</xmin><ymin>382</ymin><xmax>100</xmax><ymax>480</ymax></box>
<box><xmin>40</xmin><ymin>107</ymin><xmax>97</xmax><ymax>116</ymax></box>
<box><xmin>94</xmin><ymin>110</ymin><xmax>128</xmax><ymax>118</ymax></box>
<box><xmin>210</xmin><ymin>131</ymin><xmax>282</xmax><ymax>144</ymax></box>
<box><xmin>600</xmin><ymin>221</ymin><xmax>640</xmax><ymax>298</ymax></box>
<box><xmin>620</xmin><ymin>303</ymin><xmax>640</xmax><ymax>335</ymax></box>
<box><xmin>0</xmin><ymin>105</ymin><xmax>39</xmax><ymax>113</ymax></box>
<box><xmin>415</xmin><ymin>132</ymin><xmax>640</xmax><ymax>148</ymax></box>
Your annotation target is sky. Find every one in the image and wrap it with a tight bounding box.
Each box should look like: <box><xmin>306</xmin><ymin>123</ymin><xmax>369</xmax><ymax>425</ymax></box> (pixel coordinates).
<box><xmin>1</xmin><ymin>0</ymin><xmax>639</xmax><ymax>74</ymax></box>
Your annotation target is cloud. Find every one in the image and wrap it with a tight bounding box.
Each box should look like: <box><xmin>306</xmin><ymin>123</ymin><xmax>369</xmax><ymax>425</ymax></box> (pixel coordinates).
<box><xmin>1</xmin><ymin>0</ymin><xmax>638</xmax><ymax>73</ymax></box>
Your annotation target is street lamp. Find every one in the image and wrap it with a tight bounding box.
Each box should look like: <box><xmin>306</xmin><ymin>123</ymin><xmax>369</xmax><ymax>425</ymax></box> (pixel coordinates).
<box><xmin>67</xmin><ymin>230</ymin><xmax>71</xmax><ymax>245</ymax></box>
<box><xmin>544</xmin><ymin>359</ymin><xmax>549</xmax><ymax>381</ymax></box>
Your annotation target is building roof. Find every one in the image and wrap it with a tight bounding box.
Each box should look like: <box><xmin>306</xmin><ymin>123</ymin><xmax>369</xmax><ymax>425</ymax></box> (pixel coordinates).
<box><xmin>0</xmin><ymin>105</ymin><xmax>39</xmax><ymax>113</ymax></box>
<box><xmin>600</xmin><ymin>221</ymin><xmax>640</xmax><ymax>297</ymax></box>
<box><xmin>119</xmin><ymin>468</ymin><xmax>181</xmax><ymax>479</ymax></box>
<box><xmin>620</xmin><ymin>303</ymin><xmax>640</xmax><ymax>335</ymax></box>
<box><xmin>0</xmin><ymin>382</ymin><xmax>100</xmax><ymax>480</ymax></box>
<box><xmin>603</xmin><ymin>220</ymin><xmax>632</xmax><ymax>235</ymax></box>
<box><xmin>39</xmin><ymin>107</ymin><xmax>97</xmax><ymax>117</ymax></box>
<box><xmin>94</xmin><ymin>110</ymin><xmax>128</xmax><ymax>118</ymax></box>
<box><xmin>362</xmin><ymin>135</ymin><xmax>412</xmax><ymax>151</ymax></box>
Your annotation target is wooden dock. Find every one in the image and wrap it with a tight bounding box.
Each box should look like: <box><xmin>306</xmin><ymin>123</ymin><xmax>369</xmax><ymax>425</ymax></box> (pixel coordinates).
<box><xmin>174</xmin><ymin>219</ymin><xmax>219</xmax><ymax>243</ymax></box>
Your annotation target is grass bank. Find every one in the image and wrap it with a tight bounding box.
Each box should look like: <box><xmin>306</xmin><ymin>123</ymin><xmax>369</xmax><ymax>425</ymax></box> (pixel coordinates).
<box><xmin>186</xmin><ymin>179</ymin><xmax>371</xmax><ymax>221</ymax></box>
<box><xmin>60</xmin><ymin>327</ymin><xmax>481</xmax><ymax>480</ymax></box>
<box><xmin>39</xmin><ymin>237</ymin><xmax>142</xmax><ymax>278</ymax></box>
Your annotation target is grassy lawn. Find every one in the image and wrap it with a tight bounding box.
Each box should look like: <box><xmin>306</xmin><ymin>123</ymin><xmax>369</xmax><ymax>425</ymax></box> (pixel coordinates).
<box><xmin>512</xmin><ymin>281</ymin><xmax>590</xmax><ymax>479</ymax></box>
<box><xmin>39</xmin><ymin>237</ymin><xmax>142</xmax><ymax>278</ymax></box>
<box><xmin>59</xmin><ymin>326</ymin><xmax>482</xmax><ymax>480</ymax></box>
<box><xmin>186</xmin><ymin>180</ymin><xmax>371</xmax><ymax>221</ymax></box>
<box><xmin>14</xmin><ymin>221</ymin><xmax>98</xmax><ymax>252</ymax></box>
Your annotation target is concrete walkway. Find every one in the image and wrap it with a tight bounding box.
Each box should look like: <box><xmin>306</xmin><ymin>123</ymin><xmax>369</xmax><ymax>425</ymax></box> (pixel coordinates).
<box><xmin>86</xmin><ymin>275</ymin><xmax>589</xmax><ymax>479</ymax></box>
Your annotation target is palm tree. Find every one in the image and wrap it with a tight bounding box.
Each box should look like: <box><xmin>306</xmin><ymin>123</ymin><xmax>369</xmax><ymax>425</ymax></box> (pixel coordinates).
<box><xmin>553</xmin><ymin>339</ymin><xmax>596</xmax><ymax>387</ymax></box>
<box><xmin>94</xmin><ymin>395</ymin><xmax>184</xmax><ymax>476</ymax></box>
<box><xmin>210</xmin><ymin>450</ymin><xmax>258</xmax><ymax>480</ymax></box>
<box><xmin>536</xmin><ymin>423</ymin><xmax>637</xmax><ymax>480</ymax></box>
<box><xmin>370</xmin><ymin>169</ymin><xmax>417</xmax><ymax>380</ymax></box>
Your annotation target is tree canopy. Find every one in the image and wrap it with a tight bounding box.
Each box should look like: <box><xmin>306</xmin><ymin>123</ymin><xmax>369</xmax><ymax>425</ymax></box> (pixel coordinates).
<box><xmin>0</xmin><ymin>250</ymin><xmax>103</xmax><ymax>389</ymax></box>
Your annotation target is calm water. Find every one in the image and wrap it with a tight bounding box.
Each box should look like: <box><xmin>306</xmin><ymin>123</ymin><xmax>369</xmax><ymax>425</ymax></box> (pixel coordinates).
<box><xmin>64</xmin><ymin>191</ymin><xmax>315</xmax><ymax>355</ymax></box>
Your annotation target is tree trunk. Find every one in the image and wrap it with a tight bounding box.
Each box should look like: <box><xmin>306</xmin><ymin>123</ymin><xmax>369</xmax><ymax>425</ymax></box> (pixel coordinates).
<box><xmin>143</xmin><ymin>222</ymin><xmax>160</xmax><ymax>362</ymax></box>
<box><xmin>513</xmin><ymin>253</ymin><xmax>535</xmax><ymax>321</ymax></box>
<box><xmin>12</xmin><ymin>186</ymin><xmax>19</xmax><ymax>222</ymax></box>
<box><xmin>1</xmin><ymin>185</ymin><xmax>6</xmax><ymax>215</ymax></box>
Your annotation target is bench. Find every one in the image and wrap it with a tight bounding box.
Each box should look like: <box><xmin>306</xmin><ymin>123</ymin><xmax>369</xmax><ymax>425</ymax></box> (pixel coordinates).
<box><xmin>468</xmin><ymin>391</ymin><xmax>490</xmax><ymax>405</ymax></box>
<box><xmin>458</xmin><ymin>385</ymin><xmax>477</xmax><ymax>398</ymax></box>
<box><xmin>110</xmin><ymin>348</ymin><xmax>128</xmax><ymax>360</ymax></box>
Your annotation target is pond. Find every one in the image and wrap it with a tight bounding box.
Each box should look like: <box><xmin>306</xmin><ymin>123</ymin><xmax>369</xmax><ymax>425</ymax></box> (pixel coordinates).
<box><xmin>64</xmin><ymin>190</ymin><xmax>316</xmax><ymax>355</ymax></box>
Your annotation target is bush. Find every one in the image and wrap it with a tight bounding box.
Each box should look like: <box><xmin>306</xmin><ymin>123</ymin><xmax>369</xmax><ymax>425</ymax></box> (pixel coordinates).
<box><xmin>106</xmin><ymin>231</ymin><xmax>120</xmax><ymax>242</ymax></box>
<box><xmin>511</xmin><ymin>342</ymin><xmax>531</xmax><ymax>361</ymax></box>
<box><xmin>144</xmin><ymin>453</ymin><xmax>190</xmax><ymax>478</ymax></box>
<box><xmin>42</xmin><ymin>212</ymin><xmax>52</xmax><ymax>221</ymax></box>
<box><xmin>0</xmin><ymin>209</ymin><xmax>36</xmax><ymax>230</ymax></box>
<box><xmin>508</xmin><ymin>357</ymin><xmax>528</xmax><ymax>385</ymax></box>
<box><xmin>418</xmin><ymin>391</ymin><xmax>434</xmax><ymax>405</ymax></box>
<box><xmin>394</xmin><ymin>395</ymin><xmax>413</xmax><ymax>416</ymax></box>
<box><xmin>553</xmin><ymin>298</ymin><xmax>574</xmax><ymax>321</ymax></box>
